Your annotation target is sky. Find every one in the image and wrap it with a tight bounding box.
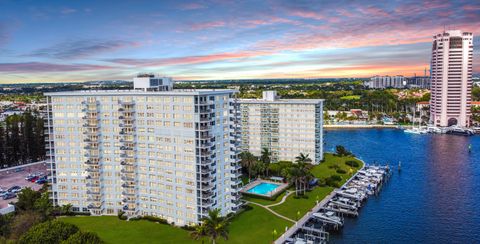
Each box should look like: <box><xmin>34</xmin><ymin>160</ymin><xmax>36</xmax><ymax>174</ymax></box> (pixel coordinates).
<box><xmin>0</xmin><ymin>0</ymin><xmax>479</xmax><ymax>83</ymax></box>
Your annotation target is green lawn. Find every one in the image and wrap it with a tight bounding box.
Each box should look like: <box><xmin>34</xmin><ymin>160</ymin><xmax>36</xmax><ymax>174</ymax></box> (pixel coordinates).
<box><xmin>61</xmin><ymin>216</ymin><xmax>196</xmax><ymax>244</ymax></box>
<box><xmin>60</xmin><ymin>204</ymin><xmax>292</xmax><ymax>244</ymax></box>
<box><xmin>242</xmin><ymin>191</ymin><xmax>287</xmax><ymax>206</ymax></box>
<box><xmin>60</xmin><ymin>153</ymin><xmax>362</xmax><ymax>243</ymax></box>
<box><xmin>340</xmin><ymin>95</ymin><xmax>361</xmax><ymax>100</ymax></box>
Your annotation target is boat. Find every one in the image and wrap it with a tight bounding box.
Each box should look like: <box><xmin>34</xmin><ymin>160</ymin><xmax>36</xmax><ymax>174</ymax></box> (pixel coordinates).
<box><xmin>312</xmin><ymin>211</ymin><xmax>344</xmax><ymax>226</ymax></box>
<box><xmin>446</xmin><ymin>126</ymin><xmax>474</xmax><ymax>136</ymax></box>
<box><xmin>404</xmin><ymin>127</ymin><xmax>427</xmax><ymax>134</ymax></box>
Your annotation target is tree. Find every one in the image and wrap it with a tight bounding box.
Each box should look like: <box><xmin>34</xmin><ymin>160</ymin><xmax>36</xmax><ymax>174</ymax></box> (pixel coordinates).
<box><xmin>335</xmin><ymin>145</ymin><xmax>353</xmax><ymax>157</ymax></box>
<box><xmin>61</xmin><ymin>231</ymin><xmax>103</xmax><ymax>244</ymax></box>
<box><xmin>260</xmin><ymin>148</ymin><xmax>271</xmax><ymax>176</ymax></box>
<box><xmin>190</xmin><ymin>223</ymin><xmax>207</xmax><ymax>244</ymax></box>
<box><xmin>200</xmin><ymin>209</ymin><xmax>229</xmax><ymax>244</ymax></box>
<box><xmin>8</xmin><ymin>211</ymin><xmax>42</xmax><ymax>240</ymax></box>
<box><xmin>251</xmin><ymin>161</ymin><xmax>266</xmax><ymax>178</ymax></box>
<box><xmin>61</xmin><ymin>204</ymin><xmax>74</xmax><ymax>216</ymax></box>
<box><xmin>15</xmin><ymin>187</ymin><xmax>41</xmax><ymax>212</ymax></box>
<box><xmin>239</xmin><ymin>152</ymin><xmax>257</xmax><ymax>180</ymax></box>
<box><xmin>18</xmin><ymin>220</ymin><xmax>79</xmax><ymax>244</ymax></box>
<box><xmin>34</xmin><ymin>191</ymin><xmax>54</xmax><ymax>220</ymax></box>
<box><xmin>295</xmin><ymin>153</ymin><xmax>312</xmax><ymax>164</ymax></box>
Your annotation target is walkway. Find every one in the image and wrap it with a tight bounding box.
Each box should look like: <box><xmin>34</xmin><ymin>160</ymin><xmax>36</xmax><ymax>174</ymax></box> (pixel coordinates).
<box><xmin>265</xmin><ymin>190</ymin><xmax>294</xmax><ymax>207</ymax></box>
<box><xmin>245</xmin><ymin>200</ymin><xmax>296</xmax><ymax>223</ymax></box>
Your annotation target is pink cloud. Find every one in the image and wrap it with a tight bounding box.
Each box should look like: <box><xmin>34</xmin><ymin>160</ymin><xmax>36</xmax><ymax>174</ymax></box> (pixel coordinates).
<box><xmin>107</xmin><ymin>51</ymin><xmax>270</xmax><ymax>67</ymax></box>
<box><xmin>189</xmin><ymin>21</ymin><xmax>225</xmax><ymax>31</ymax></box>
<box><xmin>289</xmin><ymin>10</ymin><xmax>324</xmax><ymax>20</ymax></box>
<box><xmin>358</xmin><ymin>6</ymin><xmax>389</xmax><ymax>17</ymax></box>
<box><xmin>0</xmin><ymin>62</ymin><xmax>113</xmax><ymax>72</ymax></box>
<box><xmin>179</xmin><ymin>3</ymin><xmax>206</xmax><ymax>10</ymax></box>
<box><xmin>243</xmin><ymin>16</ymin><xmax>300</xmax><ymax>28</ymax></box>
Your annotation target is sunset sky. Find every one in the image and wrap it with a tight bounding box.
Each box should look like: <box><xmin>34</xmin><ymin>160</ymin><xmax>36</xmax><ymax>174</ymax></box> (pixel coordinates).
<box><xmin>0</xmin><ymin>0</ymin><xmax>479</xmax><ymax>83</ymax></box>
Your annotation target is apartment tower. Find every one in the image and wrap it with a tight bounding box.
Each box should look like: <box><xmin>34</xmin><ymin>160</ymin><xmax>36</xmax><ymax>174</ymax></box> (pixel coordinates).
<box><xmin>430</xmin><ymin>30</ymin><xmax>474</xmax><ymax>127</ymax></box>
<box><xmin>45</xmin><ymin>75</ymin><xmax>242</xmax><ymax>226</ymax></box>
<box><xmin>239</xmin><ymin>91</ymin><xmax>323</xmax><ymax>164</ymax></box>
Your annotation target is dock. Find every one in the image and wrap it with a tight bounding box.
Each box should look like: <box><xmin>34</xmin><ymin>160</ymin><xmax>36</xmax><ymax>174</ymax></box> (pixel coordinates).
<box><xmin>275</xmin><ymin>163</ymin><xmax>390</xmax><ymax>244</ymax></box>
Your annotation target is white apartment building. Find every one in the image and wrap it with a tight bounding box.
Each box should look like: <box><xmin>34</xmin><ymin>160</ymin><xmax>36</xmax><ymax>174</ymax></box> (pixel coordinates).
<box><xmin>367</xmin><ymin>75</ymin><xmax>405</xmax><ymax>89</ymax></box>
<box><xmin>45</xmin><ymin>76</ymin><xmax>242</xmax><ymax>226</ymax></box>
<box><xmin>430</xmin><ymin>30</ymin><xmax>473</xmax><ymax>127</ymax></box>
<box><xmin>239</xmin><ymin>91</ymin><xmax>323</xmax><ymax>164</ymax></box>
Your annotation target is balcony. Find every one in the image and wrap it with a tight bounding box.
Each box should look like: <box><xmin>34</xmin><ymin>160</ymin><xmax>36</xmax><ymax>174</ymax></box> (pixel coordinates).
<box><xmin>121</xmin><ymin>183</ymin><xmax>135</xmax><ymax>188</ymax></box>
<box><xmin>121</xmin><ymin>169</ymin><xmax>134</xmax><ymax>174</ymax></box>
<box><xmin>86</xmin><ymin>190</ymin><xmax>101</xmax><ymax>195</ymax></box>
<box><xmin>121</xmin><ymin>176</ymin><xmax>135</xmax><ymax>182</ymax></box>
<box><xmin>201</xmin><ymin>183</ymin><xmax>215</xmax><ymax>190</ymax></box>
<box><xmin>87</xmin><ymin>204</ymin><xmax>101</xmax><ymax>209</ymax></box>
<box><xmin>119</xmin><ymin>123</ymin><xmax>134</xmax><ymax>128</ymax></box>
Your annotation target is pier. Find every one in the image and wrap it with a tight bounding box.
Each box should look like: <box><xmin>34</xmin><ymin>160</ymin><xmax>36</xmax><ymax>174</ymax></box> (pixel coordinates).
<box><xmin>275</xmin><ymin>163</ymin><xmax>390</xmax><ymax>244</ymax></box>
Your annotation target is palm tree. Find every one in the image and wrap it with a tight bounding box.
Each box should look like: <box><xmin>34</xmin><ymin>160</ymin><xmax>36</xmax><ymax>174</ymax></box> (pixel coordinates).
<box><xmin>295</xmin><ymin>153</ymin><xmax>312</xmax><ymax>164</ymax></box>
<box><xmin>239</xmin><ymin>151</ymin><xmax>257</xmax><ymax>180</ymax></box>
<box><xmin>288</xmin><ymin>166</ymin><xmax>302</xmax><ymax>197</ymax></box>
<box><xmin>260</xmin><ymin>148</ymin><xmax>271</xmax><ymax>176</ymax></box>
<box><xmin>202</xmin><ymin>209</ymin><xmax>229</xmax><ymax>244</ymax></box>
<box><xmin>61</xmin><ymin>203</ymin><xmax>73</xmax><ymax>216</ymax></box>
<box><xmin>190</xmin><ymin>224</ymin><xmax>208</xmax><ymax>244</ymax></box>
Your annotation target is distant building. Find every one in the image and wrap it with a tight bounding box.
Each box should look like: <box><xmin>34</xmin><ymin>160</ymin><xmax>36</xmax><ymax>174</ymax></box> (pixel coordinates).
<box><xmin>430</xmin><ymin>30</ymin><xmax>473</xmax><ymax>127</ymax></box>
<box><xmin>407</xmin><ymin>76</ymin><xmax>431</xmax><ymax>89</ymax></box>
<box><xmin>45</xmin><ymin>76</ymin><xmax>242</xmax><ymax>226</ymax></box>
<box><xmin>367</xmin><ymin>75</ymin><xmax>405</xmax><ymax>89</ymax></box>
<box><xmin>239</xmin><ymin>91</ymin><xmax>323</xmax><ymax>164</ymax></box>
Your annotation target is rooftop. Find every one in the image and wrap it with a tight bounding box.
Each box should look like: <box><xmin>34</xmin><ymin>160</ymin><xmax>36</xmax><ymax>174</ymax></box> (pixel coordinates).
<box><xmin>238</xmin><ymin>98</ymin><xmax>323</xmax><ymax>104</ymax></box>
<box><xmin>45</xmin><ymin>89</ymin><xmax>237</xmax><ymax>96</ymax></box>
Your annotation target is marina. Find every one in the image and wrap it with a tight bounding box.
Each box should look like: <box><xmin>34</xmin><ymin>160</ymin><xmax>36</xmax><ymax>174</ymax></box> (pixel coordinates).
<box><xmin>275</xmin><ymin>165</ymin><xmax>390</xmax><ymax>244</ymax></box>
<box><xmin>325</xmin><ymin>129</ymin><xmax>480</xmax><ymax>243</ymax></box>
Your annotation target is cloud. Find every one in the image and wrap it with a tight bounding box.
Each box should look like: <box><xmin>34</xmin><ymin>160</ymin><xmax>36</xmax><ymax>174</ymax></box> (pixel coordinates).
<box><xmin>60</xmin><ymin>7</ymin><xmax>77</xmax><ymax>14</ymax></box>
<box><xmin>189</xmin><ymin>21</ymin><xmax>225</xmax><ymax>31</ymax></box>
<box><xmin>179</xmin><ymin>3</ymin><xmax>206</xmax><ymax>10</ymax></box>
<box><xmin>289</xmin><ymin>9</ymin><xmax>324</xmax><ymax>20</ymax></box>
<box><xmin>0</xmin><ymin>62</ymin><xmax>113</xmax><ymax>73</ymax></box>
<box><xmin>27</xmin><ymin>40</ymin><xmax>139</xmax><ymax>59</ymax></box>
<box><xmin>0</xmin><ymin>23</ymin><xmax>8</xmax><ymax>46</ymax></box>
<box><xmin>107</xmin><ymin>51</ymin><xmax>268</xmax><ymax>66</ymax></box>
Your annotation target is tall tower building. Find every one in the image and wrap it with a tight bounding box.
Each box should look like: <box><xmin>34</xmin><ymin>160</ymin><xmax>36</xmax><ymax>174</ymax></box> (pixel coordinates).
<box><xmin>45</xmin><ymin>76</ymin><xmax>242</xmax><ymax>226</ymax></box>
<box><xmin>430</xmin><ymin>30</ymin><xmax>474</xmax><ymax>127</ymax></box>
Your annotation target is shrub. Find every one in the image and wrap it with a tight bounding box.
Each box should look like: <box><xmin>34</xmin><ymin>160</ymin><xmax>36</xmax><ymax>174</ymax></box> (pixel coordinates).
<box><xmin>330</xmin><ymin>175</ymin><xmax>342</xmax><ymax>181</ymax></box>
<box><xmin>325</xmin><ymin>174</ymin><xmax>343</xmax><ymax>187</ymax></box>
<box><xmin>117</xmin><ymin>210</ymin><xmax>127</xmax><ymax>220</ymax></box>
<box><xmin>335</xmin><ymin>145</ymin><xmax>353</xmax><ymax>157</ymax></box>
<box><xmin>61</xmin><ymin>231</ymin><xmax>103</xmax><ymax>244</ymax></box>
<box><xmin>336</xmin><ymin>169</ymin><xmax>347</xmax><ymax>174</ymax></box>
<box><xmin>19</xmin><ymin>220</ymin><xmax>79</xmax><ymax>244</ymax></box>
<box><xmin>141</xmin><ymin>216</ymin><xmax>169</xmax><ymax>224</ymax></box>
<box><xmin>345</xmin><ymin>160</ymin><xmax>360</xmax><ymax>168</ymax></box>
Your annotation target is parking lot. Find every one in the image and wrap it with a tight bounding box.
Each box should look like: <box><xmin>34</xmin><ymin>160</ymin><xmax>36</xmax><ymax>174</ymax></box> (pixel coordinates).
<box><xmin>0</xmin><ymin>162</ymin><xmax>49</xmax><ymax>208</ymax></box>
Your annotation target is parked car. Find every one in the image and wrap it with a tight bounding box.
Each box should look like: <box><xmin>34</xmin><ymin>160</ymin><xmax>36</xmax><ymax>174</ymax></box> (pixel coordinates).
<box><xmin>9</xmin><ymin>186</ymin><xmax>22</xmax><ymax>193</ymax></box>
<box><xmin>0</xmin><ymin>191</ymin><xmax>8</xmax><ymax>198</ymax></box>
<box><xmin>30</xmin><ymin>176</ymin><xmax>39</xmax><ymax>182</ymax></box>
<box><xmin>7</xmin><ymin>186</ymin><xmax>21</xmax><ymax>193</ymax></box>
<box><xmin>2</xmin><ymin>192</ymin><xmax>16</xmax><ymax>200</ymax></box>
<box><xmin>25</xmin><ymin>175</ymin><xmax>36</xmax><ymax>181</ymax></box>
<box><xmin>14</xmin><ymin>168</ymin><xmax>24</xmax><ymax>172</ymax></box>
<box><xmin>35</xmin><ymin>178</ymin><xmax>48</xmax><ymax>184</ymax></box>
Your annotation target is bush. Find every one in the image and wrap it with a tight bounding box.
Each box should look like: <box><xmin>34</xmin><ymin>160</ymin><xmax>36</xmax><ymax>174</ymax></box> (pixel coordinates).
<box><xmin>141</xmin><ymin>216</ymin><xmax>168</xmax><ymax>224</ymax></box>
<box><xmin>325</xmin><ymin>175</ymin><xmax>343</xmax><ymax>187</ymax></box>
<box><xmin>345</xmin><ymin>160</ymin><xmax>360</xmax><ymax>168</ymax></box>
<box><xmin>335</xmin><ymin>145</ymin><xmax>353</xmax><ymax>157</ymax></box>
<box><xmin>330</xmin><ymin>175</ymin><xmax>342</xmax><ymax>181</ymax></box>
<box><xmin>336</xmin><ymin>169</ymin><xmax>347</xmax><ymax>174</ymax></box>
<box><xmin>19</xmin><ymin>220</ymin><xmax>79</xmax><ymax>244</ymax></box>
<box><xmin>117</xmin><ymin>211</ymin><xmax>127</xmax><ymax>220</ymax></box>
<box><xmin>61</xmin><ymin>231</ymin><xmax>103</xmax><ymax>244</ymax></box>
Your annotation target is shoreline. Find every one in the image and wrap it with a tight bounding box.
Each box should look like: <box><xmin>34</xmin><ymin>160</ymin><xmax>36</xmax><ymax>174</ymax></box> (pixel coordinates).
<box><xmin>324</xmin><ymin>124</ymin><xmax>399</xmax><ymax>129</ymax></box>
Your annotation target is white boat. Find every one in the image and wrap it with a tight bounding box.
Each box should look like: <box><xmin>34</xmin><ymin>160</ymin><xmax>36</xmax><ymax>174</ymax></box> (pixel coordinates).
<box><xmin>313</xmin><ymin>211</ymin><xmax>344</xmax><ymax>226</ymax></box>
<box><xmin>404</xmin><ymin>127</ymin><xmax>427</xmax><ymax>134</ymax></box>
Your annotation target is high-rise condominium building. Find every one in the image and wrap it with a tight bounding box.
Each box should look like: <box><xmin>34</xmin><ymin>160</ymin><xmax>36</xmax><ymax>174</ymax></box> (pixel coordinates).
<box><xmin>239</xmin><ymin>91</ymin><xmax>323</xmax><ymax>164</ymax></box>
<box><xmin>45</xmin><ymin>75</ymin><xmax>242</xmax><ymax>226</ymax></box>
<box><xmin>430</xmin><ymin>30</ymin><xmax>473</xmax><ymax>127</ymax></box>
<box><xmin>367</xmin><ymin>75</ymin><xmax>405</xmax><ymax>89</ymax></box>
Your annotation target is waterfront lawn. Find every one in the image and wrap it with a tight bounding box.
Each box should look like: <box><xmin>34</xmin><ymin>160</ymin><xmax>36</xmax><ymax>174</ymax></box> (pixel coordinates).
<box><xmin>242</xmin><ymin>191</ymin><xmax>287</xmax><ymax>206</ymax></box>
<box><xmin>61</xmin><ymin>216</ymin><xmax>196</xmax><ymax>244</ymax></box>
<box><xmin>271</xmin><ymin>153</ymin><xmax>363</xmax><ymax>220</ymax></box>
<box><xmin>60</xmin><ymin>204</ymin><xmax>292</xmax><ymax>244</ymax></box>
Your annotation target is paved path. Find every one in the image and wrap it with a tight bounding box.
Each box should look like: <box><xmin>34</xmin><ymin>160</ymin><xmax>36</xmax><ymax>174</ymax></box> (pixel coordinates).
<box><xmin>246</xmin><ymin>200</ymin><xmax>296</xmax><ymax>223</ymax></box>
<box><xmin>266</xmin><ymin>190</ymin><xmax>294</xmax><ymax>208</ymax></box>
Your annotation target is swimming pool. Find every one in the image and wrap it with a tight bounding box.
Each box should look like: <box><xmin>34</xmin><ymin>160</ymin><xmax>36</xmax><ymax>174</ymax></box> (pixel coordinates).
<box><xmin>246</xmin><ymin>182</ymin><xmax>280</xmax><ymax>195</ymax></box>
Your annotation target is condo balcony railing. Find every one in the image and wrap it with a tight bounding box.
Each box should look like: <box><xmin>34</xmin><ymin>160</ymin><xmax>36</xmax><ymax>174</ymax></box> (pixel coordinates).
<box><xmin>122</xmin><ymin>198</ymin><xmax>136</xmax><ymax>203</ymax></box>
<box><xmin>121</xmin><ymin>176</ymin><xmax>135</xmax><ymax>182</ymax></box>
<box><xmin>119</xmin><ymin>138</ymin><xmax>134</xmax><ymax>143</ymax></box>
<box><xmin>86</xmin><ymin>183</ymin><xmax>100</xmax><ymax>187</ymax></box>
<box><xmin>119</xmin><ymin>123</ymin><xmax>134</xmax><ymax>128</ymax></box>
<box><xmin>120</xmin><ymin>161</ymin><xmax>134</xmax><ymax>166</ymax></box>
<box><xmin>199</xmin><ymin>116</ymin><xmax>211</xmax><ymax>122</ymax></box>
<box><xmin>122</xmin><ymin>191</ymin><xmax>135</xmax><ymax>196</ymax></box>
<box><xmin>87</xmin><ymin>204</ymin><xmax>102</xmax><ymax>209</ymax></box>
<box><xmin>200</xmin><ymin>192</ymin><xmax>215</xmax><ymax>198</ymax></box>
<box><xmin>85</xmin><ymin>168</ymin><xmax>100</xmax><ymax>173</ymax></box>
<box><xmin>231</xmin><ymin>171</ymin><xmax>242</xmax><ymax>178</ymax></box>
<box><xmin>201</xmin><ymin>199</ymin><xmax>213</xmax><ymax>205</ymax></box>
<box><xmin>201</xmin><ymin>183</ymin><xmax>215</xmax><ymax>190</ymax></box>
<box><xmin>121</xmin><ymin>169</ymin><xmax>135</xmax><ymax>174</ymax></box>
<box><xmin>121</xmin><ymin>183</ymin><xmax>135</xmax><ymax>188</ymax></box>
<box><xmin>86</xmin><ymin>197</ymin><xmax>101</xmax><ymax>202</ymax></box>
<box><xmin>86</xmin><ymin>190</ymin><xmax>101</xmax><ymax>195</ymax></box>
<box><xmin>85</xmin><ymin>160</ymin><xmax>99</xmax><ymax>165</ymax></box>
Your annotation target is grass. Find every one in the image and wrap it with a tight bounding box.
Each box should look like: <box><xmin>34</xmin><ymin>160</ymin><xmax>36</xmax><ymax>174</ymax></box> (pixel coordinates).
<box><xmin>270</xmin><ymin>153</ymin><xmax>362</xmax><ymax>219</ymax></box>
<box><xmin>60</xmin><ymin>204</ymin><xmax>292</xmax><ymax>244</ymax></box>
<box><xmin>61</xmin><ymin>216</ymin><xmax>196</xmax><ymax>244</ymax></box>
<box><xmin>60</xmin><ymin>153</ymin><xmax>362</xmax><ymax>243</ymax></box>
<box><xmin>242</xmin><ymin>191</ymin><xmax>287</xmax><ymax>206</ymax></box>
<box><xmin>340</xmin><ymin>95</ymin><xmax>361</xmax><ymax>100</ymax></box>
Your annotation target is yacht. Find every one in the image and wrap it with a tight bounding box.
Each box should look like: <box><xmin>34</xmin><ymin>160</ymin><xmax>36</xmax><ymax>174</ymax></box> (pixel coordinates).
<box><xmin>446</xmin><ymin>126</ymin><xmax>475</xmax><ymax>136</ymax></box>
<box><xmin>404</xmin><ymin>127</ymin><xmax>427</xmax><ymax>134</ymax></box>
<box><xmin>312</xmin><ymin>211</ymin><xmax>344</xmax><ymax>226</ymax></box>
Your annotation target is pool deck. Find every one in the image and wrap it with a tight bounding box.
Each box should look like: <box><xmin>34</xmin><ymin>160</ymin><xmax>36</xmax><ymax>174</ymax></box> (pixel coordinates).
<box><xmin>241</xmin><ymin>179</ymin><xmax>289</xmax><ymax>198</ymax></box>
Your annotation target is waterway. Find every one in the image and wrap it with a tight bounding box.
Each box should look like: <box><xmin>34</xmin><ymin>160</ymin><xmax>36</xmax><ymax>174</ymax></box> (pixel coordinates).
<box><xmin>325</xmin><ymin>129</ymin><xmax>480</xmax><ymax>243</ymax></box>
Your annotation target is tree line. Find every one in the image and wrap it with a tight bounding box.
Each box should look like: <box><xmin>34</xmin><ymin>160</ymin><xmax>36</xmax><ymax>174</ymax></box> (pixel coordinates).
<box><xmin>0</xmin><ymin>111</ymin><xmax>45</xmax><ymax>168</ymax></box>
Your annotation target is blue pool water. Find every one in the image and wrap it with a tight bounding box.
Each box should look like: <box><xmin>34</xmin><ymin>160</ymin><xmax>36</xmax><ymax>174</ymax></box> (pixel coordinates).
<box><xmin>247</xmin><ymin>182</ymin><xmax>280</xmax><ymax>195</ymax></box>
<box><xmin>325</xmin><ymin>129</ymin><xmax>480</xmax><ymax>243</ymax></box>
